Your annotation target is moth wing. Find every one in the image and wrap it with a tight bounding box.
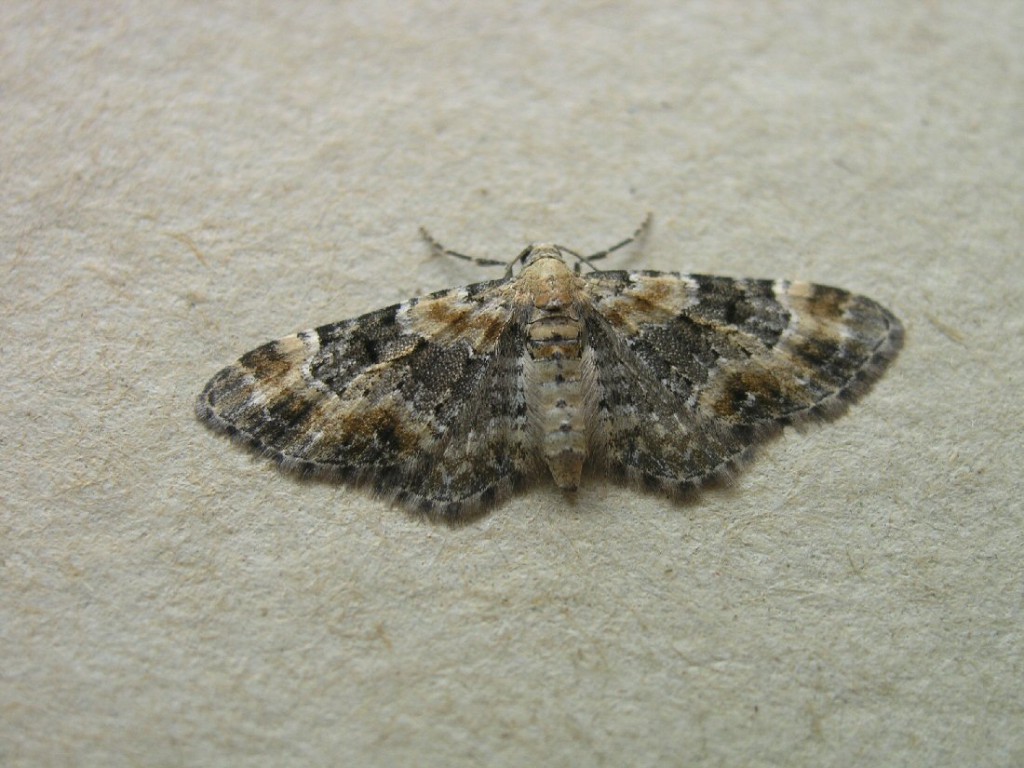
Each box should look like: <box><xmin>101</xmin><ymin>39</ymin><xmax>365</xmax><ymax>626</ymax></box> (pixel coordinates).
<box><xmin>583</xmin><ymin>271</ymin><xmax>902</xmax><ymax>491</ymax></box>
<box><xmin>197</xmin><ymin>282</ymin><xmax>535</xmax><ymax>522</ymax></box>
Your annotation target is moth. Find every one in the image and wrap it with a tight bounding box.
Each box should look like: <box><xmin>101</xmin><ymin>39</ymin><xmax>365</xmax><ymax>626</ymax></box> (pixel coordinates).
<box><xmin>197</xmin><ymin>223</ymin><xmax>902</xmax><ymax>522</ymax></box>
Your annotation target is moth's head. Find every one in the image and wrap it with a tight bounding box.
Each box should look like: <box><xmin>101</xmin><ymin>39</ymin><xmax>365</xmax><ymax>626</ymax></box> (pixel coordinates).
<box><xmin>515</xmin><ymin>243</ymin><xmax>567</xmax><ymax>269</ymax></box>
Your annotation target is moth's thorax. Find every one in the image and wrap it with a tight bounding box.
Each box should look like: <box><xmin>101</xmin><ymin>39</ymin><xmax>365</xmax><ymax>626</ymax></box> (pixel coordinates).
<box><xmin>519</xmin><ymin>247</ymin><xmax>593</xmax><ymax>491</ymax></box>
<box><xmin>515</xmin><ymin>246</ymin><xmax>584</xmax><ymax>310</ymax></box>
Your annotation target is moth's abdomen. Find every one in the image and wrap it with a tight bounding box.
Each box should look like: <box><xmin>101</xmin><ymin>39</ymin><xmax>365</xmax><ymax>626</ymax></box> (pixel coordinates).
<box><xmin>528</xmin><ymin>314</ymin><xmax>589</xmax><ymax>490</ymax></box>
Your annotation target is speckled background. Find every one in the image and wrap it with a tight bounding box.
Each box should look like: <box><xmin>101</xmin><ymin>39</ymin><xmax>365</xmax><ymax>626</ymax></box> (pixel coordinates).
<box><xmin>3</xmin><ymin>2</ymin><xmax>1021</xmax><ymax>765</ymax></box>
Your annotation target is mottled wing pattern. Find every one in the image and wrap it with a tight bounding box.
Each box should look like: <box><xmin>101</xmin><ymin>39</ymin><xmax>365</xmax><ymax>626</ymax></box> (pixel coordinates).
<box><xmin>199</xmin><ymin>239</ymin><xmax>902</xmax><ymax>523</ymax></box>
<box><xmin>583</xmin><ymin>271</ymin><xmax>904</xmax><ymax>492</ymax></box>
<box><xmin>196</xmin><ymin>280</ymin><xmax>535</xmax><ymax>518</ymax></box>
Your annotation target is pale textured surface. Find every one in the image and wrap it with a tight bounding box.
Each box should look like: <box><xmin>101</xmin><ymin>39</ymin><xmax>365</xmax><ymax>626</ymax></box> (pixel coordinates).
<box><xmin>2</xmin><ymin>2</ymin><xmax>1021</xmax><ymax>766</ymax></box>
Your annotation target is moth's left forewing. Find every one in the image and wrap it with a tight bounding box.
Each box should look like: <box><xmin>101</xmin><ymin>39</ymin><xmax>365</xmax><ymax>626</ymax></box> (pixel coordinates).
<box><xmin>197</xmin><ymin>330</ymin><xmax>326</xmax><ymax>455</ymax></box>
<box><xmin>197</xmin><ymin>278</ymin><xmax>535</xmax><ymax>521</ymax></box>
<box><xmin>399</xmin><ymin>280</ymin><xmax>514</xmax><ymax>349</ymax></box>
